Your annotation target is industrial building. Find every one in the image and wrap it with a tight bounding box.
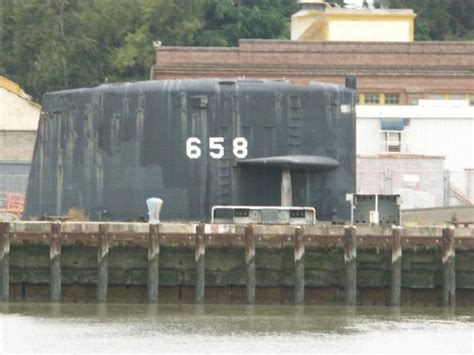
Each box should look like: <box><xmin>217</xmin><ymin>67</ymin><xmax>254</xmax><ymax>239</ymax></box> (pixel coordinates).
<box><xmin>3</xmin><ymin>0</ymin><xmax>474</xmax><ymax>217</ymax></box>
<box><xmin>356</xmin><ymin>100</ymin><xmax>474</xmax><ymax>208</ymax></box>
<box><xmin>291</xmin><ymin>0</ymin><xmax>415</xmax><ymax>42</ymax></box>
<box><xmin>152</xmin><ymin>1</ymin><xmax>473</xmax><ymax>106</ymax></box>
<box><xmin>152</xmin><ymin>38</ymin><xmax>474</xmax><ymax>106</ymax></box>
<box><xmin>0</xmin><ymin>76</ymin><xmax>40</xmax><ymax>216</ymax></box>
<box><xmin>151</xmin><ymin>0</ymin><xmax>474</xmax><ymax>208</ymax></box>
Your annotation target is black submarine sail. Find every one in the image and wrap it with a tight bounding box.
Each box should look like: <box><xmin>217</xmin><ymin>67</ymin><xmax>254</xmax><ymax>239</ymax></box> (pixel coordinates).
<box><xmin>24</xmin><ymin>78</ymin><xmax>356</xmax><ymax>221</ymax></box>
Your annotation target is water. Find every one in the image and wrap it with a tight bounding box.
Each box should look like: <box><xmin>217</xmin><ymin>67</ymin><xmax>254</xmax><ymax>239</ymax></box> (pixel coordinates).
<box><xmin>0</xmin><ymin>304</ymin><xmax>473</xmax><ymax>354</ymax></box>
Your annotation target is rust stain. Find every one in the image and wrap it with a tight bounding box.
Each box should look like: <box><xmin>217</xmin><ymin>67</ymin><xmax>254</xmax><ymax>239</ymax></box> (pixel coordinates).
<box><xmin>304</xmin><ymin>235</ymin><xmax>344</xmax><ymax>247</ymax></box>
<box><xmin>344</xmin><ymin>226</ymin><xmax>356</xmax><ymax>263</ymax></box>
<box><xmin>0</xmin><ymin>223</ymin><xmax>10</xmax><ymax>257</ymax></box>
<box><xmin>98</xmin><ymin>224</ymin><xmax>109</xmax><ymax>260</ymax></box>
<box><xmin>195</xmin><ymin>224</ymin><xmax>205</xmax><ymax>262</ymax></box>
<box><xmin>294</xmin><ymin>226</ymin><xmax>305</xmax><ymax>262</ymax></box>
<box><xmin>245</xmin><ymin>225</ymin><xmax>255</xmax><ymax>264</ymax></box>
<box><xmin>392</xmin><ymin>226</ymin><xmax>402</xmax><ymax>263</ymax></box>
<box><xmin>49</xmin><ymin>222</ymin><xmax>61</xmax><ymax>259</ymax></box>
<box><xmin>442</xmin><ymin>227</ymin><xmax>455</xmax><ymax>264</ymax></box>
<box><xmin>49</xmin><ymin>235</ymin><xmax>61</xmax><ymax>259</ymax></box>
<box><xmin>3</xmin><ymin>222</ymin><xmax>474</xmax><ymax>250</ymax></box>
<box><xmin>148</xmin><ymin>224</ymin><xmax>160</xmax><ymax>260</ymax></box>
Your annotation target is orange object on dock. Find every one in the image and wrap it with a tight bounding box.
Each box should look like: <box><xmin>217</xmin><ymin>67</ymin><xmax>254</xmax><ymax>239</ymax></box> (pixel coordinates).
<box><xmin>0</xmin><ymin>192</ymin><xmax>25</xmax><ymax>216</ymax></box>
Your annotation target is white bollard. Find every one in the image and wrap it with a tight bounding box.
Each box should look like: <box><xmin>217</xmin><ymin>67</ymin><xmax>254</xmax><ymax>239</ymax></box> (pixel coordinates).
<box><xmin>146</xmin><ymin>198</ymin><xmax>163</xmax><ymax>224</ymax></box>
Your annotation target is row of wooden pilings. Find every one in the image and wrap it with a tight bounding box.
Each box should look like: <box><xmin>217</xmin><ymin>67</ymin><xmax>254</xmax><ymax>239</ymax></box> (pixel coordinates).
<box><xmin>0</xmin><ymin>222</ymin><xmax>457</xmax><ymax>306</ymax></box>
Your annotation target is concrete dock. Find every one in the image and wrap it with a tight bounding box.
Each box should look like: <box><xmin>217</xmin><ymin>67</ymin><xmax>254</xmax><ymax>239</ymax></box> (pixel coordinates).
<box><xmin>0</xmin><ymin>221</ymin><xmax>473</xmax><ymax>305</ymax></box>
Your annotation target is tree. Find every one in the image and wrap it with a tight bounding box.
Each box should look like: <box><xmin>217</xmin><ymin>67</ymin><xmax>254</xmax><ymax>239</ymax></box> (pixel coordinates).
<box><xmin>387</xmin><ymin>0</ymin><xmax>474</xmax><ymax>41</ymax></box>
<box><xmin>327</xmin><ymin>0</ymin><xmax>345</xmax><ymax>6</ymax></box>
<box><xmin>196</xmin><ymin>0</ymin><xmax>239</xmax><ymax>46</ymax></box>
<box><xmin>1</xmin><ymin>0</ymin><xmax>473</xmax><ymax>100</ymax></box>
<box><xmin>373</xmin><ymin>0</ymin><xmax>390</xmax><ymax>8</ymax></box>
<box><xmin>0</xmin><ymin>1</ymin><xmax>5</xmax><ymax>75</ymax></box>
<box><xmin>447</xmin><ymin>0</ymin><xmax>474</xmax><ymax>39</ymax></box>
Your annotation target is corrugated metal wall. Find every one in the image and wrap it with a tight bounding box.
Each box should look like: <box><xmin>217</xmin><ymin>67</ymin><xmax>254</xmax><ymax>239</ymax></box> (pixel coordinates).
<box><xmin>0</xmin><ymin>161</ymin><xmax>30</xmax><ymax>194</ymax></box>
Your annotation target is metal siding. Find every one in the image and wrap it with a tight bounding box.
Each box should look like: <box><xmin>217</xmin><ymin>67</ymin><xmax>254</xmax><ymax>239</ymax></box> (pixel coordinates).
<box><xmin>408</xmin><ymin>118</ymin><xmax>474</xmax><ymax>171</ymax></box>
<box><xmin>356</xmin><ymin>118</ymin><xmax>381</xmax><ymax>155</ymax></box>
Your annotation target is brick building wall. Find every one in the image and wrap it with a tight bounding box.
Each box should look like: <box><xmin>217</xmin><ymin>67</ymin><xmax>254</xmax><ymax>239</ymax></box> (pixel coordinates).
<box><xmin>151</xmin><ymin>40</ymin><xmax>474</xmax><ymax>105</ymax></box>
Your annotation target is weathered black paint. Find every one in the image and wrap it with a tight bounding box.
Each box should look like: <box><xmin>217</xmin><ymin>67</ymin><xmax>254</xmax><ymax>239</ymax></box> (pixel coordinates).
<box><xmin>24</xmin><ymin>79</ymin><xmax>356</xmax><ymax>221</ymax></box>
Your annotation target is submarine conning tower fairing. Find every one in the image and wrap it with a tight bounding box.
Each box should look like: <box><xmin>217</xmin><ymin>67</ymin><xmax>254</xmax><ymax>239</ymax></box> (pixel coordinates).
<box><xmin>24</xmin><ymin>78</ymin><xmax>356</xmax><ymax>221</ymax></box>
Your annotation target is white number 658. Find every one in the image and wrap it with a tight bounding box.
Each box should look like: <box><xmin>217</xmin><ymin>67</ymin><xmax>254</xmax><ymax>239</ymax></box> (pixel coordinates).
<box><xmin>186</xmin><ymin>137</ymin><xmax>248</xmax><ymax>159</ymax></box>
<box><xmin>209</xmin><ymin>137</ymin><xmax>225</xmax><ymax>159</ymax></box>
<box><xmin>232</xmin><ymin>137</ymin><xmax>248</xmax><ymax>159</ymax></box>
<box><xmin>186</xmin><ymin>137</ymin><xmax>201</xmax><ymax>159</ymax></box>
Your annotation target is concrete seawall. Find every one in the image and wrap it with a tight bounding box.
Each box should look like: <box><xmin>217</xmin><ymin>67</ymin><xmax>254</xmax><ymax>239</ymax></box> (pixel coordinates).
<box><xmin>0</xmin><ymin>222</ymin><xmax>473</xmax><ymax>306</ymax></box>
<box><xmin>402</xmin><ymin>206</ymin><xmax>474</xmax><ymax>226</ymax></box>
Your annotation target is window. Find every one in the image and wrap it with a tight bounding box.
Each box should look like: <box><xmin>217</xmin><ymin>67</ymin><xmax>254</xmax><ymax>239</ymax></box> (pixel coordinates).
<box><xmin>358</xmin><ymin>93</ymin><xmax>402</xmax><ymax>105</ymax></box>
<box><xmin>469</xmin><ymin>95</ymin><xmax>474</xmax><ymax>106</ymax></box>
<box><xmin>384</xmin><ymin>93</ymin><xmax>400</xmax><ymax>105</ymax></box>
<box><xmin>380</xmin><ymin>118</ymin><xmax>405</xmax><ymax>153</ymax></box>
<box><xmin>364</xmin><ymin>93</ymin><xmax>379</xmax><ymax>105</ymax></box>
<box><xmin>448</xmin><ymin>94</ymin><xmax>465</xmax><ymax>100</ymax></box>
<box><xmin>428</xmin><ymin>93</ymin><xmax>469</xmax><ymax>102</ymax></box>
<box><xmin>383</xmin><ymin>131</ymin><xmax>402</xmax><ymax>153</ymax></box>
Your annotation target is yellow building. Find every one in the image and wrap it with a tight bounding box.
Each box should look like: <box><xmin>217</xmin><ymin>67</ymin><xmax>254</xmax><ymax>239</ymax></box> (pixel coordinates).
<box><xmin>0</xmin><ymin>76</ymin><xmax>40</xmax><ymax>211</ymax></box>
<box><xmin>291</xmin><ymin>0</ymin><xmax>415</xmax><ymax>42</ymax></box>
<box><xmin>0</xmin><ymin>76</ymin><xmax>40</xmax><ymax>160</ymax></box>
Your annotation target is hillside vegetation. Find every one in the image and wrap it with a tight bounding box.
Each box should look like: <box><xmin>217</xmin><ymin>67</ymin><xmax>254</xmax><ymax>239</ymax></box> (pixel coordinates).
<box><xmin>0</xmin><ymin>0</ymin><xmax>472</xmax><ymax>99</ymax></box>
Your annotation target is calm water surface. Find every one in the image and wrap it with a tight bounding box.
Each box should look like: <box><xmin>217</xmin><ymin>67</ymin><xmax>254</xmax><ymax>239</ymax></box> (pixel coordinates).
<box><xmin>0</xmin><ymin>303</ymin><xmax>472</xmax><ymax>354</ymax></box>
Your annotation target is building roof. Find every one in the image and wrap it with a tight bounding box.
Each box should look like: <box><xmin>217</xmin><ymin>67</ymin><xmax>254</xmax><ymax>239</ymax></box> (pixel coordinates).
<box><xmin>296</xmin><ymin>0</ymin><xmax>415</xmax><ymax>17</ymax></box>
<box><xmin>0</xmin><ymin>76</ymin><xmax>41</xmax><ymax>131</ymax></box>
<box><xmin>0</xmin><ymin>76</ymin><xmax>39</xmax><ymax>107</ymax></box>
<box><xmin>357</xmin><ymin>104</ymin><xmax>474</xmax><ymax>119</ymax></box>
<box><xmin>153</xmin><ymin>39</ymin><xmax>474</xmax><ymax>76</ymax></box>
<box><xmin>292</xmin><ymin>0</ymin><xmax>416</xmax><ymax>41</ymax></box>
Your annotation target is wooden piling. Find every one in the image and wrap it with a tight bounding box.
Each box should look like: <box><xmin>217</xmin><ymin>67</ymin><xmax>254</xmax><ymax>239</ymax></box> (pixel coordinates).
<box><xmin>195</xmin><ymin>224</ymin><xmax>205</xmax><ymax>304</ymax></box>
<box><xmin>245</xmin><ymin>225</ymin><xmax>256</xmax><ymax>304</ymax></box>
<box><xmin>0</xmin><ymin>222</ymin><xmax>10</xmax><ymax>302</ymax></box>
<box><xmin>344</xmin><ymin>226</ymin><xmax>357</xmax><ymax>305</ymax></box>
<box><xmin>49</xmin><ymin>222</ymin><xmax>62</xmax><ymax>302</ymax></box>
<box><xmin>442</xmin><ymin>227</ymin><xmax>456</xmax><ymax>307</ymax></box>
<box><xmin>97</xmin><ymin>224</ymin><xmax>109</xmax><ymax>304</ymax></box>
<box><xmin>391</xmin><ymin>226</ymin><xmax>402</xmax><ymax>306</ymax></box>
<box><xmin>148</xmin><ymin>224</ymin><xmax>160</xmax><ymax>303</ymax></box>
<box><xmin>294</xmin><ymin>226</ymin><xmax>305</xmax><ymax>305</ymax></box>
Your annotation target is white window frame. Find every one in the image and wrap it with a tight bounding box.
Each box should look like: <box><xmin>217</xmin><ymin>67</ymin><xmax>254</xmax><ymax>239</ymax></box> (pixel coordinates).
<box><xmin>380</xmin><ymin>130</ymin><xmax>405</xmax><ymax>153</ymax></box>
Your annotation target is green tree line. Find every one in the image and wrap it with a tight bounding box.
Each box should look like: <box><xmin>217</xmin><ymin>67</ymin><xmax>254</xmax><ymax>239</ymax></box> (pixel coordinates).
<box><xmin>0</xmin><ymin>0</ymin><xmax>298</xmax><ymax>99</ymax></box>
<box><xmin>387</xmin><ymin>0</ymin><xmax>474</xmax><ymax>41</ymax></box>
<box><xmin>0</xmin><ymin>0</ymin><xmax>472</xmax><ymax>100</ymax></box>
